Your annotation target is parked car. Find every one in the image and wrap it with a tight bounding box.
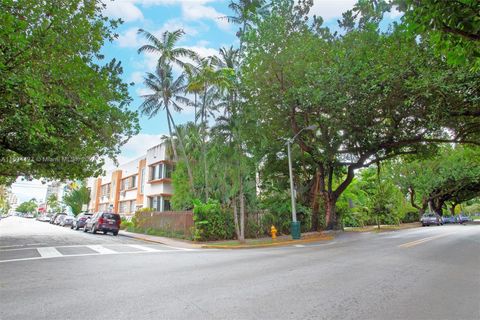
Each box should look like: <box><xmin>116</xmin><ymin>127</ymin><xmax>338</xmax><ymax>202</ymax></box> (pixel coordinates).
<box><xmin>457</xmin><ymin>214</ymin><xmax>470</xmax><ymax>224</ymax></box>
<box><xmin>54</xmin><ymin>214</ymin><xmax>67</xmax><ymax>225</ymax></box>
<box><xmin>84</xmin><ymin>212</ymin><xmax>121</xmax><ymax>236</ymax></box>
<box><xmin>442</xmin><ymin>215</ymin><xmax>456</xmax><ymax>224</ymax></box>
<box><xmin>60</xmin><ymin>215</ymin><xmax>75</xmax><ymax>227</ymax></box>
<box><xmin>37</xmin><ymin>215</ymin><xmax>51</xmax><ymax>222</ymax></box>
<box><xmin>50</xmin><ymin>213</ymin><xmax>65</xmax><ymax>224</ymax></box>
<box><xmin>71</xmin><ymin>213</ymin><xmax>93</xmax><ymax>230</ymax></box>
<box><xmin>421</xmin><ymin>213</ymin><xmax>443</xmax><ymax>226</ymax></box>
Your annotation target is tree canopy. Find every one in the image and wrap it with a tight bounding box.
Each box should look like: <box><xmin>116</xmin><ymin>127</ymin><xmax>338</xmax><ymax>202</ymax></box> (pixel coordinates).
<box><xmin>0</xmin><ymin>0</ymin><xmax>139</xmax><ymax>185</ymax></box>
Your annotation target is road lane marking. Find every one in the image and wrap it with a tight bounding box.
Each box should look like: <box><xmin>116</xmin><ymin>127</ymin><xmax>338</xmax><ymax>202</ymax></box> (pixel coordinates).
<box><xmin>399</xmin><ymin>233</ymin><xmax>454</xmax><ymax>248</ymax></box>
<box><xmin>0</xmin><ymin>248</ymin><xmax>196</xmax><ymax>264</ymax></box>
<box><xmin>128</xmin><ymin>244</ymin><xmax>159</xmax><ymax>252</ymax></box>
<box><xmin>86</xmin><ymin>245</ymin><xmax>116</xmax><ymax>254</ymax></box>
<box><xmin>37</xmin><ymin>247</ymin><xmax>62</xmax><ymax>258</ymax></box>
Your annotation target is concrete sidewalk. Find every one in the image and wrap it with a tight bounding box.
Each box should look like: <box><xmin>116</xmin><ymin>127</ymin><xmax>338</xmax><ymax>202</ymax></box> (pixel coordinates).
<box><xmin>119</xmin><ymin>230</ymin><xmax>202</xmax><ymax>249</ymax></box>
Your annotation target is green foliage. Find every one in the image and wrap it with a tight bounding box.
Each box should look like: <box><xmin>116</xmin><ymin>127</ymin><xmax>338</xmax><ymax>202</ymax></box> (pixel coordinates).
<box><xmin>120</xmin><ymin>220</ymin><xmax>133</xmax><ymax>230</ymax></box>
<box><xmin>398</xmin><ymin>0</ymin><xmax>480</xmax><ymax>70</ymax></box>
<box><xmin>171</xmin><ymin>161</ymin><xmax>195</xmax><ymax>210</ymax></box>
<box><xmin>192</xmin><ymin>199</ymin><xmax>234</xmax><ymax>241</ymax></box>
<box><xmin>131</xmin><ymin>207</ymin><xmax>153</xmax><ymax>228</ymax></box>
<box><xmin>259</xmin><ymin>191</ymin><xmax>312</xmax><ymax>234</ymax></box>
<box><xmin>63</xmin><ymin>185</ymin><xmax>90</xmax><ymax>216</ymax></box>
<box><xmin>16</xmin><ymin>199</ymin><xmax>37</xmax><ymax>214</ymax></box>
<box><xmin>0</xmin><ymin>0</ymin><xmax>139</xmax><ymax>184</ymax></box>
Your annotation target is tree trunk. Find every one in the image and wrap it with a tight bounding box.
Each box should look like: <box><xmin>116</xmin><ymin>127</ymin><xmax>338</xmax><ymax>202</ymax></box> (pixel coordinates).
<box><xmin>310</xmin><ymin>170</ymin><xmax>321</xmax><ymax>231</ymax></box>
<box><xmin>239</xmin><ymin>179</ymin><xmax>245</xmax><ymax>243</ymax></box>
<box><xmin>233</xmin><ymin>197</ymin><xmax>241</xmax><ymax>240</ymax></box>
<box><xmin>450</xmin><ymin>203</ymin><xmax>457</xmax><ymax>215</ymax></box>
<box><xmin>325</xmin><ymin>194</ymin><xmax>341</xmax><ymax>230</ymax></box>
<box><xmin>167</xmin><ymin>110</ymin><xmax>194</xmax><ymax>192</ymax></box>
<box><xmin>165</xmin><ymin>108</ymin><xmax>178</xmax><ymax>161</ymax></box>
<box><xmin>201</xmin><ymin>89</ymin><xmax>208</xmax><ymax>201</ymax></box>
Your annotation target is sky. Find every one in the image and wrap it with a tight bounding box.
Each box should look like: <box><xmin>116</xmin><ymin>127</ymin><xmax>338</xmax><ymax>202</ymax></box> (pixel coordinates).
<box><xmin>11</xmin><ymin>0</ymin><xmax>401</xmax><ymax>203</ymax></box>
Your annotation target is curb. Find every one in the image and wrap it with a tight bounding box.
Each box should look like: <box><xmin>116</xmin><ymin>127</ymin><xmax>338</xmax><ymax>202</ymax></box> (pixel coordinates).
<box><xmin>202</xmin><ymin>235</ymin><xmax>334</xmax><ymax>249</ymax></box>
<box><xmin>119</xmin><ymin>232</ymin><xmax>202</xmax><ymax>249</ymax></box>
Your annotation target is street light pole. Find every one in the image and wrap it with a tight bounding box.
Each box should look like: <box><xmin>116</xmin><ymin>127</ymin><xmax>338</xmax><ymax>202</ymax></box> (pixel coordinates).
<box><xmin>287</xmin><ymin>140</ymin><xmax>297</xmax><ymax>223</ymax></box>
<box><xmin>286</xmin><ymin>125</ymin><xmax>318</xmax><ymax>239</ymax></box>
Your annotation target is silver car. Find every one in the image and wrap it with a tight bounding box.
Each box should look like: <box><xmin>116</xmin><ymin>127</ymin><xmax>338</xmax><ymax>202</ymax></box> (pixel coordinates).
<box><xmin>421</xmin><ymin>213</ymin><xmax>443</xmax><ymax>226</ymax></box>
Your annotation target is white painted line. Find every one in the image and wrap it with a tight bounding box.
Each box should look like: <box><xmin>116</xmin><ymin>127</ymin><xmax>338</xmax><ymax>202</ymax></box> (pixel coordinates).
<box><xmin>128</xmin><ymin>244</ymin><xmax>159</xmax><ymax>252</ymax></box>
<box><xmin>294</xmin><ymin>244</ymin><xmax>305</xmax><ymax>248</ymax></box>
<box><xmin>0</xmin><ymin>248</ymin><xmax>194</xmax><ymax>264</ymax></box>
<box><xmin>37</xmin><ymin>247</ymin><xmax>62</xmax><ymax>258</ymax></box>
<box><xmin>86</xmin><ymin>245</ymin><xmax>116</xmax><ymax>254</ymax></box>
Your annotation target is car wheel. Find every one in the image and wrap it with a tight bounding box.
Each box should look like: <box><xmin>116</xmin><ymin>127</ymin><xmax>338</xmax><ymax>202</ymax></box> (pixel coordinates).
<box><xmin>103</xmin><ymin>230</ymin><xmax>107</xmax><ymax>235</ymax></box>
<box><xmin>70</xmin><ymin>225</ymin><xmax>74</xmax><ymax>229</ymax></box>
<box><xmin>92</xmin><ymin>225</ymin><xmax>97</xmax><ymax>234</ymax></box>
<box><xmin>113</xmin><ymin>231</ymin><xmax>118</xmax><ymax>236</ymax></box>
<box><xmin>75</xmin><ymin>225</ymin><xmax>79</xmax><ymax>230</ymax></box>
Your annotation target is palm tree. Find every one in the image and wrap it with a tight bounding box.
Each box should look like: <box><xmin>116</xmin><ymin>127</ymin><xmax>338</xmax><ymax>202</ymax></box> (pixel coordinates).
<box><xmin>186</xmin><ymin>56</ymin><xmax>234</xmax><ymax>200</ymax></box>
<box><xmin>137</xmin><ymin>29</ymin><xmax>198</xmax><ymax>69</ymax></box>
<box><xmin>138</xmin><ymin>64</ymin><xmax>195</xmax><ymax>190</ymax></box>
<box><xmin>226</xmin><ymin>0</ymin><xmax>268</xmax><ymax>51</ymax></box>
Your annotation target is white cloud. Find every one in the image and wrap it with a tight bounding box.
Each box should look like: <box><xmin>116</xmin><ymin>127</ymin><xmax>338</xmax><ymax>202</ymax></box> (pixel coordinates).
<box><xmin>181</xmin><ymin>2</ymin><xmax>229</xmax><ymax>30</ymax></box>
<box><xmin>117</xmin><ymin>28</ymin><xmax>141</xmax><ymax>48</ymax></box>
<box><xmin>310</xmin><ymin>0</ymin><xmax>357</xmax><ymax>21</ymax></box>
<box><xmin>130</xmin><ymin>71</ymin><xmax>145</xmax><ymax>84</ymax></box>
<box><xmin>103</xmin><ymin>0</ymin><xmax>144</xmax><ymax>22</ymax></box>
<box><xmin>103</xmin><ymin>133</ymin><xmax>167</xmax><ymax>170</ymax></box>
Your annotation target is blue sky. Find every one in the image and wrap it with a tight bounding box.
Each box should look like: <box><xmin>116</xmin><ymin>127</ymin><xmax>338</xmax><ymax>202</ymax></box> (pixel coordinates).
<box><xmin>101</xmin><ymin>0</ymin><xmax>390</xmax><ymax>164</ymax></box>
<box><xmin>12</xmin><ymin>0</ymin><xmax>402</xmax><ymax>202</ymax></box>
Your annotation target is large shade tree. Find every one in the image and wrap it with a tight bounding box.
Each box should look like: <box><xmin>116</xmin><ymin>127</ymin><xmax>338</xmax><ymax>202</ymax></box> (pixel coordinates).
<box><xmin>241</xmin><ymin>0</ymin><xmax>480</xmax><ymax>229</ymax></box>
<box><xmin>0</xmin><ymin>0</ymin><xmax>139</xmax><ymax>185</ymax></box>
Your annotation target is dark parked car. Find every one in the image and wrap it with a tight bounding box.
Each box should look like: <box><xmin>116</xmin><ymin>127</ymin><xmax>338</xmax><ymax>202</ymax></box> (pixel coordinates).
<box><xmin>50</xmin><ymin>213</ymin><xmax>66</xmax><ymax>224</ymax></box>
<box><xmin>84</xmin><ymin>212</ymin><xmax>120</xmax><ymax>236</ymax></box>
<box><xmin>71</xmin><ymin>213</ymin><xmax>93</xmax><ymax>230</ymax></box>
<box><xmin>442</xmin><ymin>215</ymin><xmax>456</xmax><ymax>224</ymax></box>
<box><xmin>457</xmin><ymin>214</ymin><xmax>470</xmax><ymax>224</ymax></box>
<box><xmin>421</xmin><ymin>213</ymin><xmax>443</xmax><ymax>226</ymax></box>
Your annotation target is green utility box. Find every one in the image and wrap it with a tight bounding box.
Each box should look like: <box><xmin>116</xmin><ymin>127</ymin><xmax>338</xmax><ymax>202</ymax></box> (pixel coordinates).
<box><xmin>291</xmin><ymin>221</ymin><xmax>301</xmax><ymax>240</ymax></box>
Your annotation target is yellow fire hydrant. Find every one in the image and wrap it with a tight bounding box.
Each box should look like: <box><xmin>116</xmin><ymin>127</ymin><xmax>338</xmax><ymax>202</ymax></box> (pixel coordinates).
<box><xmin>271</xmin><ymin>225</ymin><xmax>277</xmax><ymax>240</ymax></box>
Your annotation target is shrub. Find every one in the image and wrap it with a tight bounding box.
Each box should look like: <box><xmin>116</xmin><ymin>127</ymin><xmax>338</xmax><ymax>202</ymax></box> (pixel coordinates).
<box><xmin>192</xmin><ymin>199</ymin><xmax>234</xmax><ymax>241</ymax></box>
<box><xmin>120</xmin><ymin>221</ymin><xmax>133</xmax><ymax>230</ymax></box>
<box><xmin>259</xmin><ymin>192</ymin><xmax>312</xmax><ymax>235</ymax></box>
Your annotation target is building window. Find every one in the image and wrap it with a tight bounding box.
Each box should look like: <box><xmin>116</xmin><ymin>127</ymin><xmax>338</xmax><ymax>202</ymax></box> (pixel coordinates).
<box><xmin>149</xmin><ymin>163</ymin><xmax>173</xmax><ymax>181</ymax></box>
<box><xmin>119</xmin><ymin>202</ymin><xmax>127</xmax><ymax>214</ymax></box>
<box><xmin>131</xmin><ymin>175</ymin><xmax>137</xmax><ymax>188</ymax></box>
<box><xmin>101</xmin><ymin>184</ymin><xmax>111</xmax><ymax>197</ymax></box>
<box><xmin>130</xmin><ymin>200</ymin><xmax>136</xmax><ymax>213</ymax></box>
<box><xmin>148</xmin><ymin>196</ymin><xmax>170</xmax><ymax>212</ymax></box>
<box><xmin>163</xmin><ymin>199</ymin><xmax>171</xmax><ymax>211</ymax></box>
<box><xmin>149</xmin><ymin>196</ymin><xmax>160</xmax><ymax>211</ymax></box>
<box><xmin>140</xmin><ymin>168</ymin><xmax>145</xmax><ymax>194</ymax></box>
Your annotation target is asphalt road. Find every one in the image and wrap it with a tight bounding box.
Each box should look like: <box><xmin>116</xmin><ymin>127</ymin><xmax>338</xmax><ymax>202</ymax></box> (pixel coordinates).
<box><xmin>1</xmin><ymin>216</ymin><xmax>479</xmax><ymax>320</ymax></box>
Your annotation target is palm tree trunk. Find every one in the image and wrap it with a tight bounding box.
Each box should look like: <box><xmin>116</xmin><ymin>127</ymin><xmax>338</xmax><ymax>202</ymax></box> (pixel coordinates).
<box><xmin>201</xmin><ymin>88</ymin><xmax>209</xmax><ymax>201</ymax></box>
<box><xmin>165</xmin><ymin>107</ymin><xmax>178</xmax><ymax>161</ymax></box>
<box><xmin>166</xmin><ymin>108</ymin><xmax>195</xmax><ymax>193</ymax></box>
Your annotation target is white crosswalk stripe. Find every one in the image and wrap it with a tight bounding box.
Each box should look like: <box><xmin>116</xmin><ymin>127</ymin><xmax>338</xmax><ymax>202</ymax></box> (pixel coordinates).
<box><xmin>86</xmin><ymin>245</ymin><xmax>116</xmax><ymax>254</ymax></box>
<box><xmin>128</xmin><ymin>244</ymin><xmax>159</xmax><ymax>252</ymax></box>
<box><xmin>37</xmin><ymin>247</ymin><xmax>62</xmax><ymax>258</ymax></box>
<box><xmin>0</xmin><ymin>244</ymin><xmax>196</xmax><ymax>263</ymax></box>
